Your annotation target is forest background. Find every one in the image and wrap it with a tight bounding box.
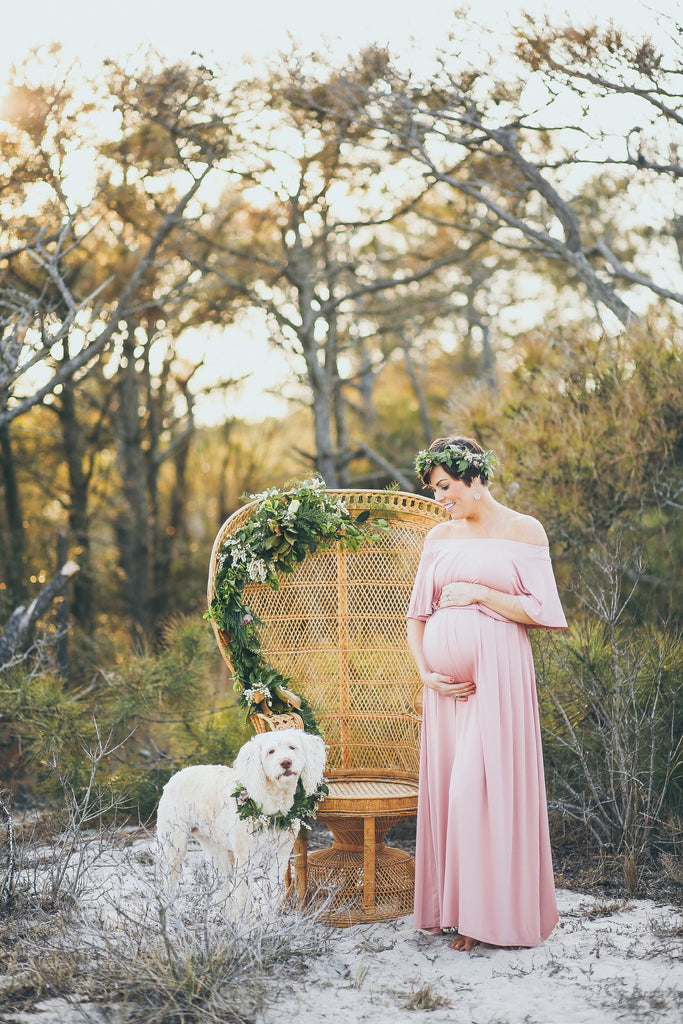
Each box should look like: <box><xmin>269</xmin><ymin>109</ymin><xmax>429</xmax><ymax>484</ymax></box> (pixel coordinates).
<box><xmin>0</xmin><ymin>1</ymin><xmax>682</xmax><ymax>905</ymax></box>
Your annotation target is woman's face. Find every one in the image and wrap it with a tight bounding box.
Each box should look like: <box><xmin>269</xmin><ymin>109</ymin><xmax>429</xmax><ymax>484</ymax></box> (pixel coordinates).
<box><xmin>427</xmin><ymin>468</ymin><xmax>476</xmax><ymax>518</ymax></box>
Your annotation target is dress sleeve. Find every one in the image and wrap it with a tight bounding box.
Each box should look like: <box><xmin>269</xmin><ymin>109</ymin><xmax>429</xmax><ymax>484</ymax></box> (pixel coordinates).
<box><xmin>406</xmin><ymin>544</ymin><xmax>437</xmax><ymax>622</ymax></box>
<box><xmin>512</xmin><ymin>548</ymin><xmax>567</xmax><ymax>630</ymax></box>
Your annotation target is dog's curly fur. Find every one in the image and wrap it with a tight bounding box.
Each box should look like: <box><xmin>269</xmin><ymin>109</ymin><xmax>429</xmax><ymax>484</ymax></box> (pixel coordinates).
<box><xmin>156</xmin><ymin>729</ymin><xmax>326</xmax><ymax>911</ymax></box>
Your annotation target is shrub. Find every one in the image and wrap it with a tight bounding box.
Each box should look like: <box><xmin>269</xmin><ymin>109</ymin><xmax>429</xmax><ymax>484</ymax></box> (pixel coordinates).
<box><xmin>0</xmin><ymin>614</ymin><xmax>247</xmax><ymax>821</ymax></box>
<box><xmin>535</xmin><ymin>541</ymin><xmax>683</xmax><ymax>869</ymax></box>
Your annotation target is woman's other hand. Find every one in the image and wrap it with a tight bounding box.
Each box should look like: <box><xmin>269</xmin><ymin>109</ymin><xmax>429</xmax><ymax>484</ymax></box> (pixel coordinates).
<box><xmin>420</xmin><ymin>672</ymin><xmax>476</xmax><ymax>701</ymax></box>
<box><xmin>438</xmin><ymin>582</ymin><xmax>487</xmax><ymax>607</ymax></box>
<box><xmin>438</xmin><ymin>582</ymin><xmax>537</xmax><ymax>626</ymax></box>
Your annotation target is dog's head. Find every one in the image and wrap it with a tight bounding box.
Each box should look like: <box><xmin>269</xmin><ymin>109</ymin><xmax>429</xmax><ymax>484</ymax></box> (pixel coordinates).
<box><xmin>233</xmin><ymin>728</ymin><xmax>327</xmax><ymax>814</ymax></box>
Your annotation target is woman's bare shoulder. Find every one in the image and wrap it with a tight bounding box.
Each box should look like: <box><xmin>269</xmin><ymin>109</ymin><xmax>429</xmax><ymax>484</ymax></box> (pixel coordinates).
<box><xmin>505</xmin><ymin>513</ymin><xmax>548</xmax><ymax>546</ymax></box>
<box><xmin>426</xmin><ymin>522</ymin><xmax>454</xmax><ymax>540</ymax></box>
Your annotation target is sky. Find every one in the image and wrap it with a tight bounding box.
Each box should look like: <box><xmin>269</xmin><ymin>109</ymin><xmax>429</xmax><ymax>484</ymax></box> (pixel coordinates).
<box><xmin>3</xmin><ymin>0</ymin><xmax>679</xmax><ymax>422</ymax></box>
<box><xmin>1</xmin><ymin>0</ymin><xmax>676</xmax><ymax>76</ymax></box>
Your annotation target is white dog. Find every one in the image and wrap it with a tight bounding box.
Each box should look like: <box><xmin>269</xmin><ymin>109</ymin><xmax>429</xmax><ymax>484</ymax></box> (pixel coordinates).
<box><xmin>156</xmin><ymin>728</ymin><xmax>326</xmax><ymax>912</ymax></box>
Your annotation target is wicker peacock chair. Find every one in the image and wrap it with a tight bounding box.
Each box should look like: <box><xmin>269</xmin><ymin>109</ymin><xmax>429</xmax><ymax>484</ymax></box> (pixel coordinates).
<box><xmin>207</xmin><ymin>489</ymin><xmax>448</xmax><ymax>925</ymax></box>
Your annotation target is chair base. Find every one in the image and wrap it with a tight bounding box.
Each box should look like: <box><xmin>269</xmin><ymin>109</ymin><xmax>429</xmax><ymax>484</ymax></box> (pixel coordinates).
<box><xmin>307</xmin><ymin>844</ymin><xmax>415</xmax><ymax>925</ymax></box>
<box><xmin>300</xmin><ymin>809</ymin><xmax>415</xmax><ymax>926</ymax></box>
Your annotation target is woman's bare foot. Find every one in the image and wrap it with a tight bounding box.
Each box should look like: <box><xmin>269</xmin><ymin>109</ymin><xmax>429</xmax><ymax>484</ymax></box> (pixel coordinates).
<box><xmin>449</xmin><ymin>934</ymin><xmax>479</xmax><ymax>951</ymax></box>
<box><xmin>449</xmin><ymin>934</ymin><xmax>524</xmax><ymax>952</ymax></box>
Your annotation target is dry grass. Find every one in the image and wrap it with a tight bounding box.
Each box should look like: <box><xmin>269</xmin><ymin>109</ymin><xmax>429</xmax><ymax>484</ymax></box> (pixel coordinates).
<box><xmin>400</xmin><ymin>982</ymin><xmax>452</xmax><ymax>1011</ymax></box>
<box><xmin>647</xmin><ymin>909</ymin><xmax>683</xmax><ymax>944</ymax></box>
<box><xmin>661</xmin><ymin>852</ymin><xmax>683</xmax><ymax>887</ymax></box>
<box><xmin>1</xmin><ymin>844</ymin><xmax>335</xmax><ymax>1023</ymax></box>
<box><xmin>1</xmin><ymin>800</ymin><xmax>335</xmax><ymax>1023</ymax></box>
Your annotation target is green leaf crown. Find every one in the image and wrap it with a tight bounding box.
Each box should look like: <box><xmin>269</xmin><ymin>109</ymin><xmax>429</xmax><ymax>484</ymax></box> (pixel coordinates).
<box><xmin>415</xmin><ymin>444</ymin><xmax>496</xmax><ymax>483</ymax></box>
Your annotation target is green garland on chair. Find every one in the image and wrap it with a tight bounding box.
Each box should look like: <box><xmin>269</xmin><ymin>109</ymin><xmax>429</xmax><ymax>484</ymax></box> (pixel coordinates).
<box><xmin>206</xmin><ymin>477</ymin><xmax>389</xmax><ymax>736</ymax></box>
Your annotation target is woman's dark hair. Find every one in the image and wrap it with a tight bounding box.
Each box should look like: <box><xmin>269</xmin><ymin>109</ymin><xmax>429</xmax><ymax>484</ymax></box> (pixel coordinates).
<box><xmin>419</xmin><ymin>435</ymin><xmax>490</xmax><ymax>488</ymax></box>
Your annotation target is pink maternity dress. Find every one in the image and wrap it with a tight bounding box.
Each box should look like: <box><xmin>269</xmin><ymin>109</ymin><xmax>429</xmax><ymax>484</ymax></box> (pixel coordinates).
<box><xmin>407</xmin><ymin>537</ymin><xmax>567</xmax><ymax>947</ymax></box>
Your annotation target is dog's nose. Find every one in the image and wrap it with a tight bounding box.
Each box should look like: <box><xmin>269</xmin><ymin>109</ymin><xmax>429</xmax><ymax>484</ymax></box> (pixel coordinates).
<box><xmin>280</xmin><ymin>758</ymin><xmax>292</xmax><ymax>770</ymax></box>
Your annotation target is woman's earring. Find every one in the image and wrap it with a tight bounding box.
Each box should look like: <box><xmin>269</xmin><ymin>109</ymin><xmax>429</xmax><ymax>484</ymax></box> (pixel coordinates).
<box><xmin>473</xmin><ymin>492</ymin><xmax>481</xmax><ymax>501</ymax></box>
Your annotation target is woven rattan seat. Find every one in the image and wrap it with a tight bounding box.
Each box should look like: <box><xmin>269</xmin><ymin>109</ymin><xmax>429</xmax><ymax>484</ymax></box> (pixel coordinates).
<box><xmin>207</xmin><ymin>489</ymin><xmax>448</xmax><ymax>925</ymax></box>
<box><xmin>325</xmin><ymin>779</ymin><xmax>419</xmax><ymax>804</ymax></box>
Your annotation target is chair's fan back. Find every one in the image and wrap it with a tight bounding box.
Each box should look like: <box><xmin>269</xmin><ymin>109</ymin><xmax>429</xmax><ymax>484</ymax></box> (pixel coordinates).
<box><xmin>208</xmin><ymin>490</ymin><xmax>448</xmax><ymax>780</ymax></box>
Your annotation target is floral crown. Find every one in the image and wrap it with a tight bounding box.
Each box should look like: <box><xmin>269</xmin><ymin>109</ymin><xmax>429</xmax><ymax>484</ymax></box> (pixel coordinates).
<box><xmin>415</xmin><ymin>444</ymin><xmax>496</xmax><ymax>482</ymax></box>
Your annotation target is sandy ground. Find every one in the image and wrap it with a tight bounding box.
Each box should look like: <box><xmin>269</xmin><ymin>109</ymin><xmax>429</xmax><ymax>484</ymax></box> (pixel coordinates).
<box><xmin>3</xmin><ymin>835</ymin><xmax>682</xmax><ymax>1024</ymax></box>
<box><xmin>259</xmin><ymin>889</ymin><xmax>683</xmax><ymax>1024</ymax></box>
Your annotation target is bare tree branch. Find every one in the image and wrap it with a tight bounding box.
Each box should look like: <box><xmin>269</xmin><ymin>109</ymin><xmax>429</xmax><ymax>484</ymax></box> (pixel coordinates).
<box><xmin>0</xmin><ymin>164</ymin><xmax>213</xmax><ymax>429</ymax></box>
<box><xmin>0</xmin><ymin>560</ymin><xmax>80</xmax><ymax>668</ymax></box>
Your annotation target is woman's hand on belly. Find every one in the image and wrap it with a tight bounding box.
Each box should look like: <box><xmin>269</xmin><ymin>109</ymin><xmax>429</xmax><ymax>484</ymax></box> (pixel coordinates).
<box><xmin>421</xmin><ymin>672</ymin><xmax>476</xmax><ymax>701</ymax></box>
<box><xmin>438</xmin><ymin>582</ymin><xmax>486</xmax><ymax>608</ymax></box>
<box><xmin>438</xmin><ymin>580</ymin><xmax>537</xmax><ymax>626</ymax></box>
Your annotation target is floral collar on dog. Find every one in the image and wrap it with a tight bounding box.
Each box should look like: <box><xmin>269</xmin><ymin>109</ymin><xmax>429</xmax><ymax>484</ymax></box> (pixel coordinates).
<box><xmin>232</xmin><ymin>777</ymin><xmax>329</xmax><ymax>833</ymax></box>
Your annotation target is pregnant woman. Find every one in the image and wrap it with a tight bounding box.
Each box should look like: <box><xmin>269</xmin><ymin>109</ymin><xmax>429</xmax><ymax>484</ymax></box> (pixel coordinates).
<box><xmin>407</xmin><ymin>436</ymin><xmax>567</xmax><ymax>951</ymax></box>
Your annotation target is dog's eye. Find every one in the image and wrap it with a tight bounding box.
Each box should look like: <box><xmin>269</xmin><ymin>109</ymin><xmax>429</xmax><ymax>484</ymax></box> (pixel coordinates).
<box><xmin>289</xmin><ymin>745</ymin><xmax>296</xmax><ymax>751</ymax></box>
<box><xmin>268</xmin><ymin>749</ymin><xmax>275</xmax><ymax>756</ymax></box>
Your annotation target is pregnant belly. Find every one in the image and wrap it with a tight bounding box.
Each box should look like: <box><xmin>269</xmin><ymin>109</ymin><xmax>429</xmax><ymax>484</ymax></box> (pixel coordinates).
<box><xmin>423</xmin><ymin>606</ymin><xmax>480</xmax><ymax>683</ymax></box>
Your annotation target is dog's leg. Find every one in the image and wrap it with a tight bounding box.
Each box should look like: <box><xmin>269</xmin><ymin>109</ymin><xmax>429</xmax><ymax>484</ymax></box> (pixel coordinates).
<box><xmin>156</xmin><ymin>818</ymin><xmax>189</xmax><ymax>895</ymax></box>
<box><xmin>198</xmin><ymin>835</ymin><xmax>234</xmax><ymax>880</ymax></box>
<box><xmin>275</xmin><ymin>837</ymin><xmax>296</xmax><ymax>905</ymax></box>
<box><xmin>190</xmin><ymin>833</ymin><xmax>242</xmax><ymax>916</ymax></box>
<box><xmin>228</xmin><ymin>872</ymin><xmax>251</xmax><ymax>918</ymax></box>
<box><xmin>247</xmin><ymin>832</ymin><xmax>295</xmax><ymax>911</ymax></box>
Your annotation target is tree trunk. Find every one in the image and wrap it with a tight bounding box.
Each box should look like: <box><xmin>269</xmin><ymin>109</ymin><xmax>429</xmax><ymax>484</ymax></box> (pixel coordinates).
<box><xmin>144</xmin><ymin>344</ymin><xmax>163</xmax><ymax>631</ymax></box>
<box><xmin>330</xmin><ymin>323</ymin><xmax>351</xmax><ymax>486</ymax></box>
<box><xmin>399</xmin><ymin>333</ymin><xmax>432</xmax><ymax>445</ymax></box>
<box><xmin>479</xmin><ymin>322</ymin><xmax>496</xmax><ymax>390</ymax></box>
<box><xmin>55</xmin><ymin>533</ymin><xmax>70</xmax><ymax>679</ymax></box>
<box><xmin>152</xmin><ymin>417</ymin><xmax>193</xmax><ymax>628</ymax></box>
<box><xmin>312</xmin><ymin>384</ymin><xmax>337</xmax><ymax>486</ymax></box>
<box><xmin>116</xmin><ymin>324</ymin><xmax>150</xmax><ymax>636</ymax></box>
<box><xmin>0</xmin><ymin>424</ymin><xmax>26</xmax><ymax>606</ymax></box>
<box><xmin>57</xmin><ymin>375</ymin><xmax>94</xmax><ymax>628</ymax></box>
<box><xmin>217</xmin><ymin>419</ymin><xmax>235</xmax><ymax>524</ymax></box>
<box><xmin>296</xmin><ymin>316</ymin><xmax>338</xmax><ymax>485</ymax></box>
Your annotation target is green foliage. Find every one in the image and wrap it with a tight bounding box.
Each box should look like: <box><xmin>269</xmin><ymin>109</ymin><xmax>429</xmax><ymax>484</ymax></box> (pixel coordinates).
<box><xmin>0</xmin><ymin>616</ymin><xmax>233</xmax><ymax>814</ymax></box>
<box><xmin>0</xmin><ymin>667</ymin><xmax>89</xmax><ymax>769</ymax></box>
<box><xmin>451</xmin><ymin>320</ymin><xmax>683</xmax><ymax>614</ymax></box>
<box><xmin>531</xmin><ymin>526</ymin><xmax>683</xmax><ymax>861</ymax></box>
<box><xmin>107</xmin><ymin>764</ymin><xmax>175</xmax><ymax>823</ymax></box>
<box><xmin>104</xmin><ymin>615</ymin><xmax>215</xmax><ymax>733</ymax></box>
<box><xmin>537</xmin><ymin>615</ymin><xmax>683</xmax><ymax>856</ymax></box>
<box><xmin>446</xmin><ymin>318</ymin><xmax>683</xmax><ymax>866</ymax></box>
<box><xmin>232</xmin><ymin>776</ymin><xmax>329</xmax><ymax>833</ymax></box>
<box><xmin>181</xmin><ymin>707</ymin><xmax>252</xmax><ymax>767</ymax></box>
<box><xmin>102</xmin><ymin>700</ymin><xmax>252</xmax><ymax>822</ymax></box>
<box><xmin>414</xmin><ymin>443</ymin><xmax>496</xmax><ymax>483</ymax></box>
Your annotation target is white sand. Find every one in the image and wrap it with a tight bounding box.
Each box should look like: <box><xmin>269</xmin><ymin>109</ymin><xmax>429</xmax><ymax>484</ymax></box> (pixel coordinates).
<box><xmin>3</xmin><ymin>837</ymin><xmax>682</xmax><ymax>1024</ymax></box>
<box><xmin>260</xmin><ymin>889</ymin><xmax>682</xmax><ymax>1024</ymax></box>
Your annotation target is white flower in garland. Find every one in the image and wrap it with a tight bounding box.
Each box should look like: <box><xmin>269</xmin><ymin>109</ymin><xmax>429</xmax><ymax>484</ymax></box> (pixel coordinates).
<box><xmin>220</xmin><ymin>537</ymin><xmax>249</xmax><ymax>568</ymax></box>
<box><xmin>283</xmin><ymin>499</ymin><xmax>300</xmax><ymax>524</ymax></box>
<box><xmin>247</xmin><ymin>557</ymin><xmax>269</xmax><ymax>582</ymax></box>
<box><xmin>243</xmin><ymin>685</ymin><xmax>273</xmax><ymax>709</ymax></box>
